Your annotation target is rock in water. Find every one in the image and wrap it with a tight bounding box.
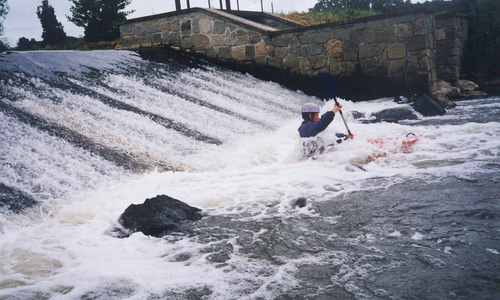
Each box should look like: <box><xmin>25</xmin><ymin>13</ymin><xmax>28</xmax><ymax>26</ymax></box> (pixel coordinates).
<box><xmin>117</xmin><ymin>195</ymin><xmax>203</xmax><ymax>238</ymax></box>
<box><xmin>371</xmin><ymin>108</ymin><xmax>419</xmax><ymax>123</ymax></box>
<box><xmin>411</xmin><ymin>94</ymin><xmax>446</xmax><ymax>116</ymax></box>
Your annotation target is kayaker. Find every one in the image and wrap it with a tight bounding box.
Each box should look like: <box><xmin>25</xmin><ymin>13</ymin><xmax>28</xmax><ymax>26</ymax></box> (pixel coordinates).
<box><xmin>298</xmin><ymin>103</ymin><xmax>343</xmax><ymax>138</ymax></box>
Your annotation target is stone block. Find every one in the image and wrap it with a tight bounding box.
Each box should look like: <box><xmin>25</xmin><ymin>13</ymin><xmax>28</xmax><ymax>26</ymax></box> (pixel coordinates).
<box><xmin>211</xmin><ymin>35</ymin><xmax>224</xmax><ymax>46</ymax></box>
<box><xmin>274</xmin><ymin>47</ymin><xmax>288</xmax><ymax>59</ymax></box>
<box><xmin>328</xmin><ymin>58</ymin><xmax>342</xmax><ymax>75</ymax></box>
<box><xmin>353</xmin><ymin>22</ymin><xmax>366</xmax><ymax>30</ymax></box>
<box><xmin>192</xmin><ymin>34</ymin><xmax>210</xmax><ymax>45</ymax></box>
<box><xmin>397</xmin><ymin>23</ymin><xmax>413</xmax><ymax>38</ymax></box>
<box><xmin>361</xmin><ymin>58</ymin><xmax>376</xmax><ymax>70</ymax></box>
<box><xmin>342</xmin><ymin>42</ymin><xmax>359</xmax><ymax>61</ymax></box>
<box><xmin>245</xmin><ymin>45</ymin><xmax>255</xmax><ymax>59</ymax></box>
<box><xmin>192</xmin><ymin>44</ymin><xmax>207</xmax><ymax>53</ymax></box>
<box><xmin>236</xmin><ymin>30</ymin><xmax>250</xmax><ymax>45</ymax></box>
<box><xmin>406</xmin><ymin>55</ymin><xmax>419</xmax><ymax>70</ymax></box>
<box><xmin>269</xmin><ymin>57</ymin><xmax>282</xmax><ymax>68</ymax></box>
<box><xmin>192</xmin><ymin>20</ymin><xmax>200</xmax><ymax>34</ymax></box>
<box><xmin>219</xmin><ymin>46</ymin><xmax>232</xmax><ymax>59</ymax></box>
<box><xmin>374</xmin><ymin>44</ymin><xmax>385</xmax><ymax>56</ymax></box>
<box><xmin>407</xmin><ymin>36</ymin><xmax>428</xmax><ymax>51</ymax></box>
<box><xmin>306</xmin><ymin>44</ymin><xmax>323</xmax><ymax>56</ymax></box>
<box><xmin>120</xmin><ymin>24</ymin><xmax>134</xmax><ymax>35</ymax></box>
<box><xmin>434</xmin><ymin>28</ymin><xmax>445</xmax><ymax>40</ymax></box>
<box><xmin>298</xmin><ymin>33</ymin><xmax>314</xmax><ymax>44</ymax></box>
<box><xmin>387</xmin><ymin>43</ymin><xmax>406</xmax><ymax>59</ymax></box>
<box><xmin>299</xmin><ymin>57</ymin><xmax>311</xmax><ymax>71</ymax></box>
<box><xmin>180</xmin><ymin>37</ymin><xmax>192</xmax><ymax>49</ymax></box>
<box><xmin>362</xmin><ymin>30</ymin><xmax>377</xmax><ymax>44</ymax></box>
<box><xmin>314</xmin><ymin>31</ymin><xmax>331</xmax><ymax>44</ymax></box>
<box><xmin>388</xmin><ymin>59</ymin><xmax>405</xmax><ymax>75</ymax></box>
<box><xmin>171</xmin><ymin>20</ymin><xmax>180</xmax><ymax>32</ymax></box>
<box><xmin>152</xmin><ymin>33</ymin><xmax>161</xmax><ymax>45</ymax></box>
<box><xmin>359</xmin><ymin>44</ymin><xmax>375</xmax><ymax>60</ymax></box>
<box><xmin>298</xmin><ymin>45</ymin><xmax>307</xmax><ymax>57</ymax></box>
<box><xmin>289</xmin><ymin>35</ymin><xmax>301</xmax><ymax>46</ymax></box>
<box><xmin>199</xmin><ymin>18</ymin><xmax>211</xmax><ymax>33</ymax></box>
<box><xmin>313</xmin><ymin>56</ymin><xmax>328</xmax><ymax>69</ymax></box>
<box><xmin>165</xmin><ymin>21</ymin><xmax>172</xmax><ymax>31</ymax></box>
<box><xmin>231</xmin><ymin>46</ymin><xmax>246</xmax><ymax>61</ymax></box>
<box><xmin>181</xmin><ymin>20</ymin><xmax>191</xmax><ymax>34</ymax></box>
<box><xmin>376</xmin><ymin>27</ymin><xmax>396</xmax><ymax>43</ymax></box>
<box><xmin>213</xmin><ymin>20</ymin><xmax>225</xmax><ymax>34</ymax></box>
<box><xmin>273</xmin><ymin>35</ymin><xmax>290</xmax><ymax>47</ymax></box>
<box><xmin>169</xmin><ymin>32</ymin><xmax>180</xmax><ymax>45</ymax></box>
<box><xmin>414</xmin><ymin>17</ymin><xmax>427</xmax><ymax>36</ymax></box>
<box><xmin>326</xmin><ymin>39</ymin><xmax>342</xmax><ymax>57</ymax></box>
<box><xmin>161</xmin><ymin>31</ymin><xmax>170</xmax><ymax>44</ymax></box>
<box><xmin>419</xmin><ymin>55</ymin><xmax>430</xmax><ymax>71</ymax></box>
<box><xmin>224</xmin><ymin>31</ymin><xmax>236</xmax><ymax>46</ymax></box>
<box><xmin>136</xmin><ymin>25</ymin><xmax>146</xmax><ymax>36</ymax></box>
<box><xmin>283</xmin><ymin>55</ymin><xmax>299</xmax><ymax>69</ymax></box>
<box><xmin>207</xmin><ymin>46</ymin><xmax>218</xmax><ymax>58</ymax></box>
<box><xmin>254</xmin><ymin>56</ymin><xmax>267</xmax><ymax>66</ymax></box>
<box><xmin>332</xmin><ymin>28</ymin><xmax>350</xmax><ymax>41</ymax></box>
<box><xmin>249</xmin><ymin>32</ymin><xmax>263</xmax><ymax>44</ymax></box>
<box><xmin>255</xmin><ymin>41</ymin><xmax>269</xmax><ymax>56</ymax></box>
<box><xmin>345</xmin><ymin>61</ymin><xmax>358</xmax><ymax>75</ymax></box>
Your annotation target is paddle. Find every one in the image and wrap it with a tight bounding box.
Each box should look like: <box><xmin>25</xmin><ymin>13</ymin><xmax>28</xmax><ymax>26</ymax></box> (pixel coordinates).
<box><xmin>318</xmin><ymin>72</ymin><xmax>353</xmax><ymax>139</ymax></box>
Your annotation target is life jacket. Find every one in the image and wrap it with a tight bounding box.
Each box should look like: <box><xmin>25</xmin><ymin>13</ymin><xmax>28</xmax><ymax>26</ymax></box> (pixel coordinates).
<box><xmin>298</xmin><ymin>111</ymin><xmax>334</xmax><ymax>138</ymax></box>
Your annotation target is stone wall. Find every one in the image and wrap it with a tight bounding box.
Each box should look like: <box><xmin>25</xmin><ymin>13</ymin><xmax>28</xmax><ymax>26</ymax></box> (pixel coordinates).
<box><xmin>435</xmin><ymin>13</ymin><xmax>469</xmax><ymax>82</ymax></box>
<box><xmin>120</xmin><ymin>8</ymin><xmax>466</xmax><ymax>97</ymax></box>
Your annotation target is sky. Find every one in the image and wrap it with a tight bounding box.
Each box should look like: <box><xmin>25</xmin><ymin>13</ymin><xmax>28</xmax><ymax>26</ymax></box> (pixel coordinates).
<box><xmin>1</xmin><ymin>0</ymin><xmax>425</xmax><ymax>47</ymax></box>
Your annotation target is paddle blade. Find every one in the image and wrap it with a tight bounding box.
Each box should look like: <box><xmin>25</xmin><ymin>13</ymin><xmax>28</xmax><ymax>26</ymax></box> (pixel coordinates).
<box><xmin>318</xmin><ymin>72</ymin><xmax>337</xmax><ymax>98</ymax></box>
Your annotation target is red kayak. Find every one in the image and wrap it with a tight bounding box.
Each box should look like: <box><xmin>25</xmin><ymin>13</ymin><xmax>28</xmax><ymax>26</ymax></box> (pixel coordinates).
<box><xmin>366</xmin><ymin>134</ymin><xmax>421</xmax><ymax>156</ymax></box>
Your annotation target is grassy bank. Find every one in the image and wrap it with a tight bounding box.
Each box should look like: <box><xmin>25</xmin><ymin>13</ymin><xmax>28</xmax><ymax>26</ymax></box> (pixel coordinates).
<box><xmin>280</xmin><ymin>9</ymin><xmax>380</xmax><ymax>26</ymax></box>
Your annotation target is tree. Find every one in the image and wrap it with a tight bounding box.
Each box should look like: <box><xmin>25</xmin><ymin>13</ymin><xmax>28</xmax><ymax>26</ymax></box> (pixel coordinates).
<box><xmin>464</xmin><ymin>0</ymin><xmax>500</xmax><ymax>79</ymax></box>
<box><xmin>0</xmin><ymin>0</ymin><xmax>9</xmax><ymax>51</ymax></box>
<box><xmin>0</xmin><ymin>0</ymin><xmax>7</xmax><ymax>35</ymax></box>
<box><xmin>68</xmin><ymin>0</ymin><xmax>133</xmax><ymax>42</ymax></box>
<box><xmin>37</xmin><ymin>0</ymin><xmax>66</xmax><ymax>46</ymax></box>
<box><xmin>16</xmin><ymin>37</ymin><xmax>42</xmax><ymax>51</ymax></box>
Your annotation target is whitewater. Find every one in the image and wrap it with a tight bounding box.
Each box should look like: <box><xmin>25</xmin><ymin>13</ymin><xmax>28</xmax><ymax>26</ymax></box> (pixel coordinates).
<box><xmin>0</xmin><ymin>50</ymin><xmax>498</xmax><ymax>299</ymax></box>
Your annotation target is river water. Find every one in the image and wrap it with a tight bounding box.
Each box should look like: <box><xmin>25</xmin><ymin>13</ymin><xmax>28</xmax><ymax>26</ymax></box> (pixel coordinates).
<box><xmin>0</xmin><ymin>50</ymin><xmax>498</xmax><ymax>299</ymax></box>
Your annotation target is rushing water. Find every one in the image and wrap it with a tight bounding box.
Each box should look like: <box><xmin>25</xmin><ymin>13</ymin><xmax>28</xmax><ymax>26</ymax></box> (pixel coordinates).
<box><xmin>0</xmin><ymin>50</ymin><xmax>498</xmax><ymax>299</ymax></box>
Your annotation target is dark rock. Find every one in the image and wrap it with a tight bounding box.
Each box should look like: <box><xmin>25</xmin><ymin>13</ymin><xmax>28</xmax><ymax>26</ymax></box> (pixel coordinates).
<box><xmin>435</xmin><ymin>79</ymin><xmax>461</xmax><ymax>99</ymax></box>
<box><xmin>351</xmin><ymin>111</ymin><xmax>365</xmax><ymax>119</ymax></box>
<box><xmin>293</xmin><ymin>197</ymin><xmax>307</xmax><ymax>208</ymax></box>
<box><xmin>411</xmin><ymin>94</ymin><xmax>446</xmax><ymax>116</ymax></box>
<box><xmin>393</xmin><ymin>96</ymin><xmax>404</xmax><ymax>103</ymax></box>
<box><xmin>371</xmin><ymin>107</ymin><xmax>419</xmax><ymax>123</ymax></box>
<box><xmin>454</xmin><ymin>79</ymin><xmax>479</xmax><ymax>92</ymax></box>
<box><xmin>0</xmin><ymin>183</ymin><xmax>37</xmax><ymax>213</ymax></box>
<box><xmin>117</xmin><ymin>194</ymin><xmax>203</xmax><ymax>238</ymax></box>
<box><xmin>432</xmin><ymin>93</ymin><xmax>457</xmax><ymax>108</ymax></box>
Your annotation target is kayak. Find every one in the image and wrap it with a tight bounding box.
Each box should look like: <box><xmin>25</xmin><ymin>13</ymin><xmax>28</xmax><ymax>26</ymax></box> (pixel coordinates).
<box><xmin>299</xmin><ymin>134</ymin><xmax>420</xmax><ymax>160</ymax></box>
<box><xmin>366</xmin><ymin>134</ymin><xmax>421</xmax><ymax>154</ymax></box>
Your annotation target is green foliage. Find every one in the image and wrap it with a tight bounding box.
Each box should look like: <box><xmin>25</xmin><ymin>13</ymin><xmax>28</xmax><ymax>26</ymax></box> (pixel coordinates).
<box><xmin>68</xmin><ymin>0</ymin><xmax>133</xmax><ymax>43</ymax></box>
<box><xmin>16</xmin><ymin>37</ymin><xmax>42</xmax><ymax>51</ymax></box>
<box><xmin>312</xmin><ymin>0</ymin><xmax>411</xmax><ymax>12</ymax></box>
<box><xmin>37</xmin><ymin>0</ymin><xmax>67</xmax><ymax>46</ymax></box>
<box><xmin>464</xmin><ymin>0</ymin><xmax>500</xmax><ymax>79</ymax></box>
<box><xmin>283</xmin><ymin>9</ymin><xmax>379</xmax><ymax>25</ymax></box>
<box><xmin>0</xmin><ymin>0</ymin><xmax>9</xmax><ymax>36</ymax></box>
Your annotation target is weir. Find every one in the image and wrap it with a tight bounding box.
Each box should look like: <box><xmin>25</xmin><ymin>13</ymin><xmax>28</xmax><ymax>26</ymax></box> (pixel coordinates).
<box><xmin>120</xmin><ymin>8</ymin><xmax>468</xmax><ymax>100</ymax></box>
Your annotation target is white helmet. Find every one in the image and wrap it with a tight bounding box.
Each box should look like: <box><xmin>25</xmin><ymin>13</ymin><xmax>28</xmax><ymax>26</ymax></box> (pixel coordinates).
<box><xmin>301</xmin><ymin>103</ymin><xmax>320</xmax><ymax>113</ymax></box>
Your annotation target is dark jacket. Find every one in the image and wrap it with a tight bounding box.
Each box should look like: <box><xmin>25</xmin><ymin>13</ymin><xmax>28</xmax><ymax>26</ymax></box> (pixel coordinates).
<box><xmin>298</xmin><ymin>111</ymin><xmax>335</xmax><ymax>138</ymax></box>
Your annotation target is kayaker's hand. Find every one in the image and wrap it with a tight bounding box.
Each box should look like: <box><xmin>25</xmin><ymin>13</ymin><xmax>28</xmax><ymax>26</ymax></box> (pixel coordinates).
<box><xmin>346</xmin><ymin>134</ymin><xmax>354</xmax><ymax>139</ymax></box>
<box><xmin>332</xmin><ymin>104</ymin><xmax>342</xmax><ymax>113</ymax></box>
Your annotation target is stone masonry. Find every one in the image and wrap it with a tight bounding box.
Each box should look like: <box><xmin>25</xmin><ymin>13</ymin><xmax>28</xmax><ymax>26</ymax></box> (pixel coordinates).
<box><xmin>120</xmin><ymin>8</ymin><xmax>468</xmax><ymax>96</ymax></box>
